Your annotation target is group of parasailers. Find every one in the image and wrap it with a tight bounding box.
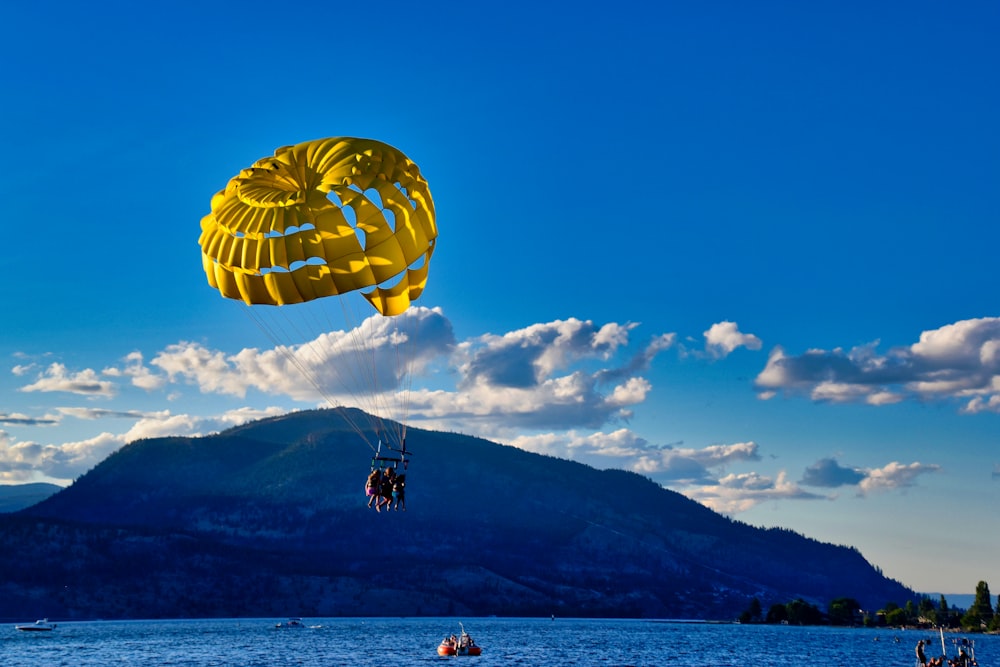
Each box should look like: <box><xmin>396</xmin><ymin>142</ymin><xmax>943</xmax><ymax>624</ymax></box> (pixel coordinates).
<box><xmin>365</xmin><ymin>467</ymin><xmax>405</xmax><ymax>512</ymax></box>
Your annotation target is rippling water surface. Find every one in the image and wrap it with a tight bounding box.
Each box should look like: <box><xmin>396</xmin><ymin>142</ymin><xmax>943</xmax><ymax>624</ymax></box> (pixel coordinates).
<box><xmin>2</xmin><ymin>617</ymin><xmax>995</xmax><ymax>666</ymax></box>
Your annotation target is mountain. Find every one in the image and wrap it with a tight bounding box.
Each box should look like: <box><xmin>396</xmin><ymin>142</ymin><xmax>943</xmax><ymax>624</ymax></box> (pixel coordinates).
<box><xmin>0</xmin><ymin>482</ymin><xmax>63</xmax><ymax>512</ymax></box>
<box><xmin>2</xmin><ymin>408</ymin><xmax>914</xmax><ymax>620</ymax></box>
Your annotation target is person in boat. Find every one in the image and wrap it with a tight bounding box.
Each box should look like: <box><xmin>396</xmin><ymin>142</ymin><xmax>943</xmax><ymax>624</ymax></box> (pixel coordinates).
<box><xmin>391</xmin><ymin>473</ymin><xmax>406</xmax><ymax>511</ymax></box>
<box><xmin>366</xmin><ymin>469</ymin><xmax>382</xmax><ymax>508</ymax></box>
<box><xmin>916</xmin><ymin>639</ymin><xmax>927</xmax><ymax>667</ymax></box>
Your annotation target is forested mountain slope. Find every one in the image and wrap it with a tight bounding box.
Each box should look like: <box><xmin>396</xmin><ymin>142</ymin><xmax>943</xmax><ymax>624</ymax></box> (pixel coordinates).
<box><xmin>3</xmin><ymin>409</ymin><xmax>913</xmax><ymax>620</ymax></box>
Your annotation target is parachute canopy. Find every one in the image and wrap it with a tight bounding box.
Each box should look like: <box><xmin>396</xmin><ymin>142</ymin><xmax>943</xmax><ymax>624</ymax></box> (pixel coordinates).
<box><xmin>199</xmin><ymin>137</ymin><xmax>437</xmax><ymax>316</ymax></box>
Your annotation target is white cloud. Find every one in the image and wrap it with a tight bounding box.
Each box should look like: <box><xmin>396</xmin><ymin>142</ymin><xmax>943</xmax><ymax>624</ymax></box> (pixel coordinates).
<box><xmin>120</xmin><ymin>406</ymin><xmax>288</xmax><ymax>442</ymax></box>
<box><xmin>18</xmin><ymin>363</ymin><xmax>117</xmax><ymax>397</ymax></box>
<box><xmin>139</xmin><ymin>313</ymin><xmax>676</xmax><ymax>438</ymax></box>
<box><xmin>809</xmin><ymin>379</ymin><xmax>903</xmax><ymax>405</ymax></box>
<box><xmin>0</xmin><ymin>430</ymin><xmax>44</xmax><ymax>482</ymax></box>
<box><xmin>856</xmin><ymin>461</ymin><xmax>941</xmax><ymax>496</ymax></box>
<box><xmin>0</xmin><ymin>429</ymin><xmax>121</xmax><ymax>483</ymax></box>
<box><xmin>2</xmin><ymin>311</ymin><xmax>960</xmax><ymax>516</ymax></box>
<box><xmin>407</xmin><ymin>319</ymin><xmax>676</xmax><ymax>433</ymax></box>
<box><xmin>0</xmin><ymin>411</ymin><xmax>61</xmax><ymax>426</ymax></box>
<box><xmin>0</xmin><ymin>407</ymin><xmax>291</xmax><ymax>483</ymax></box>
<box><xmin>151</xmin><ymin>307</ymin><xmax>454</xmax><ymax>404</ymax></box>
<box><xmin>799</xmin><ymin>456</ymin><xmax>942</xmax><ymax>499</ymax></box>
<box><xmin>755</xmin><ymin>317</ymin><xmax>1000</xmax><ymax>411</ymax></box>
<box><xmin>104</xmin><ymin>351</ymin><xmax>167</xmax><ymax>391</ymax></box>
<box><xmin>57</xmin><ymin>407</ymin><xmax>154</xmax><ymax>420</ymax></box>
<box><xmin>963</xmin><ymin>394</ymin><xmax>1000</xmax><ymax>414</ymax></box>
<box><xmin>457</xmin><ymin>318</ymin><xmax>639</xmax><ymax>389</ymax></box>
<box><xmin>683</xmin><ymin>470</ymin><xmax>828</xmax><ymax>515</ymax></box>
<box><xmin>508</xmin><ymin>430</ymin><xmax>760</xmax><ymax>487</ymax></box>
<box><xmin>704</xmin><ymin>321</ymin><xmax>763</xmax><ymax>359</ymax></box>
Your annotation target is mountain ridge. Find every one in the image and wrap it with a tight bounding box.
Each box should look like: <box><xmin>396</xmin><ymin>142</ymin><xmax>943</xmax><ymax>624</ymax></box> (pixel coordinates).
<box><xmin>2</xmin><ymin>408</ymin><xmax>915</xmax><ymax>620</ymax></box>
<box><xmin>0</xmin><ymin>482</ymin><xmax>63</xmax><ymax>513</ymax></box>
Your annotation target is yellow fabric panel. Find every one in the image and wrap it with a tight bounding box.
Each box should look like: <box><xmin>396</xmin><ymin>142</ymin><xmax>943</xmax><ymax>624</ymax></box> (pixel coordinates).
<box><xmin>316</xmin><ymin>225</ymin><xmax>361</xmax><ymax>260</ymax></box>
<box><xmin>362</xmin><ymin>246</ymin><xmax>434</xmax><ymax>316</ymax></box>
<box><xmin>236</xmin><ymin>271</ymin><xmax>278</xmax><ymax>305</ymax></box>
<box><xmin>198</xmin><ymin>225</ymin><xmax>226</xmax><ymax>264</ymax></box>
<box><xmin>297</xmin><ymin>263</ymin><xmax>334</xmax><ymax>301</ymax></box>
<box><xmin>390</xmin><ymin>205</ymin><xmax>431</xmax><ymax>264</ymax></box>
<box><xmin>348</xmin><ymin>192</ymin><xmax>393</xmax><ymax>248</ymax></box>
<box><xmin>366</xmin><ymin>233</ymin><xmax>408</xmax><ymax>283</ymax></box>
<box><xmin>199</xmin><ymin>137</ymin><xmax>436</xmax><ymax>314</ymax></box>
<box><xmin>364</xmin><ymin>281</ymin><xmax>413</xmax><ymax>317</ymax></box>
<box><xmin>261</xmin><ymin>270</ymin><xmax>300</xmax><ymax>305</ymax></box>
<box><xmin>406</xmin><ymin>248</ymin><xmax>433</xmax><ymax>299</ymax></box>
<box><xmin>329</xmin><ymin>253</ymin><xmax>377</xmax><ymax>293</ymax></box>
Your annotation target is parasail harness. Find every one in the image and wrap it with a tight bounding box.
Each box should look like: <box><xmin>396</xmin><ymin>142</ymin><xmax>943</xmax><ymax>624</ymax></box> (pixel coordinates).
<box><xmin>370</xmin><ymin>438</ymin><xmax>411</xmax><ymax>472</ymax></box>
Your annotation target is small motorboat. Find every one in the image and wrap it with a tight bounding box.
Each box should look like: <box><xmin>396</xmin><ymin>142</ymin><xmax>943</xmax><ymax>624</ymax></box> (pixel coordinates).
<box><xmin>437</xmin><ymin>637</ymin><xmax>456</xmax><ymax>656</ymax></box>
<box><xmin>275</xmin><ymin>617</ymin><xmax>305</xmax><ymax>628</ymax></box>
<box><xmin>15</xmin><ymin>619</ymin><xmax>56</xmax><ymax>632</ymax></box>
<box><xmin>437</xmin><ymin>623</ymin><xmax>482</xmax><ymax>656</ymax></box>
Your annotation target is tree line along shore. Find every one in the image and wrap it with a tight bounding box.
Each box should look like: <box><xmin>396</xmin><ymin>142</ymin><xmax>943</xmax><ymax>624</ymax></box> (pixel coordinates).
<box><xmin>739</xmin><ymin>580</ymin><xmax>999</xmax><ymax>632</ymax></box>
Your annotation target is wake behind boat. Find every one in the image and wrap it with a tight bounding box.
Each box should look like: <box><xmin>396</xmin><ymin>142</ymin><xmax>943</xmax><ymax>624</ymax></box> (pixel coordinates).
<box><xmin>15</xmin><ymin>619</ymin><xmax>56</xmax><ymax>632</ymax></box>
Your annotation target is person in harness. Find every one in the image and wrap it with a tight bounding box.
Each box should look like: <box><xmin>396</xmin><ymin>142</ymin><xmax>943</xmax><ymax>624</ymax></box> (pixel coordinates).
<box><xmin>365</xmin><ymin>469</ymin><xmax>382</xmax><ymax>509</ymax></box>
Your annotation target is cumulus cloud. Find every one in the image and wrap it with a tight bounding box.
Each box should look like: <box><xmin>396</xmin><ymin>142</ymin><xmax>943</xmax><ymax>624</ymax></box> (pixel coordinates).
<box><xmin>800</xmin><ymin>458</ymin><xmax>867</xmax><ymax>487</ymax></box>
<box><xmin>683</xmin><ymin>470</ymin><xmax>827</xmax><ymax>515</ymax></box>
<box><xmin>755</xmin><ymin>317</ymin><xmax>1000</xmax><ymax>412</ymax></box>
<box><xmin>962</xmin><ymin>392</ymin><xmax>1000</xmax><ymax>415</ymax></box>
<box><xmin>503</xmin><ymin>432</ymin><xmax>830</xmax><ymax>518</ymax></box>
<box><xmin>856</xmin><ymin>461</ymin><xmax>941</xmax><ymax>496</ymax></box>
<box><xmin>103</xmin><ymin>351</ymin><xmax>167</xmax><ymax>391</ymax></box>
<box><xmin>8</xmin><ymin>310</ymin><xmax>964</xmax><ymax>519</ymax></box>
<box><xmin>151</xmin><ymin>307</ymin><xmax>454</xmax><ymax>403</ymax></box>
<box><xmin>704</xmin><ymin>321</ymin><xmax>763</xmax><ymax>359</ymax></box>
<box><xmin>674</xmin><ymin>455</ymin><xmax>940</xmax><ymax>513</ymax></box>
<box><xmin>7</xmin><ymin>312</ymin><xmax>678</xmax><ymax>478</ymax></box>
<box><xmin>458</xmin><ymin>319</ymin><xmax>638</xmax><ymax>389</ymax></box>
<box><xmin>402</xmin><ymin>318</ymin><xmax>676</xmax><ymax>434</ymax></box>
<box><xmin>120</xmin><ymin>406</ymin><xmax>289</xmax><ymax>442</ymax></box>
<box><xmin>0</xmin><ymin>435</ymin><xmax>50</xmax><ymax>482</ymax></box>
<box><xmin>508</xmin><ymin>429</ymin><xmax>759</xmax><ymax>485</ymax></box>
<box><xmin>18</xmin><ymin>363</ymin><xmax>117</xmax><ymax>397</ymax></box>
<box><xmin>0</xmin><ymin>407</ymin><xmax>289</xmax><ymax>483</ymax></box>
<box><xmin>799</xmin><ymin>457</ymin><xmax>940</xmax><ymax>494</ymax></box>
<box><xmin>0</xmin><ymin>428</ymin><xmax>122</xmax><ymax>483</ymax></box>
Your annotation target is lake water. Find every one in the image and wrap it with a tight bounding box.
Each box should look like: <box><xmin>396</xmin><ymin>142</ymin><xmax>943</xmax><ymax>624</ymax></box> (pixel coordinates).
<box><xmin>2</xmin><ymin>617</ymin><xmax>995</xmax><ymax>666</ymax></box>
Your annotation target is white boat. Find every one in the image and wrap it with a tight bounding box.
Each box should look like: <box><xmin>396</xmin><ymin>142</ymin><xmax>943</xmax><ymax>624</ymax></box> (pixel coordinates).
<box><xmin>275</xmin><ymin>617</ymin><xmax>305</xmax><ymax>628</ymax></box>
<box><xmin>15</xmin><ymin>619</ymin><xmax>56</xmax><ymax>632</ymax></box>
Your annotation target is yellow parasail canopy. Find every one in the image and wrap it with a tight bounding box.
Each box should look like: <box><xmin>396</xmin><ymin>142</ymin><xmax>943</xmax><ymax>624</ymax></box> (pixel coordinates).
<box><xmin>199</xmin><ymin>137</ymin><xmax>437</xmax><ymax>316</ymax></box>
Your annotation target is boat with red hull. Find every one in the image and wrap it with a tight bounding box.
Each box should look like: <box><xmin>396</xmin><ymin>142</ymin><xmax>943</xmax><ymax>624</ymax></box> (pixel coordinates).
<box><xmin>437</xmin><ymin>623</ymin><xmax>482</xmax><ymax>656</ymax></box>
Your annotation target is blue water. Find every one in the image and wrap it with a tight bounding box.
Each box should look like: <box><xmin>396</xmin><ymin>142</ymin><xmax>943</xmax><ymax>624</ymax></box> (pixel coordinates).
<box><xmin>2</xmin><ymin>617</ymin><xmax>995</xmax><ymax>666</ymax></box>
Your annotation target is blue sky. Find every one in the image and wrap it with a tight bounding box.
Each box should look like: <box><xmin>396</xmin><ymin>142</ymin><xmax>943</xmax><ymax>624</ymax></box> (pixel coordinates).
<box><xmin>2</xmin><ymin>1</ymin><xmax>998</xmax><ymax>596</ymax></box>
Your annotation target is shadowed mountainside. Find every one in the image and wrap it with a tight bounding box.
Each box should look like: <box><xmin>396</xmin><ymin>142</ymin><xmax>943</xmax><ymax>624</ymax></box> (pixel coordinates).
<box><xmin>2</xmin><ymin>408</ymin><xmax>914</xmax><ymax>620</ymax></box>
